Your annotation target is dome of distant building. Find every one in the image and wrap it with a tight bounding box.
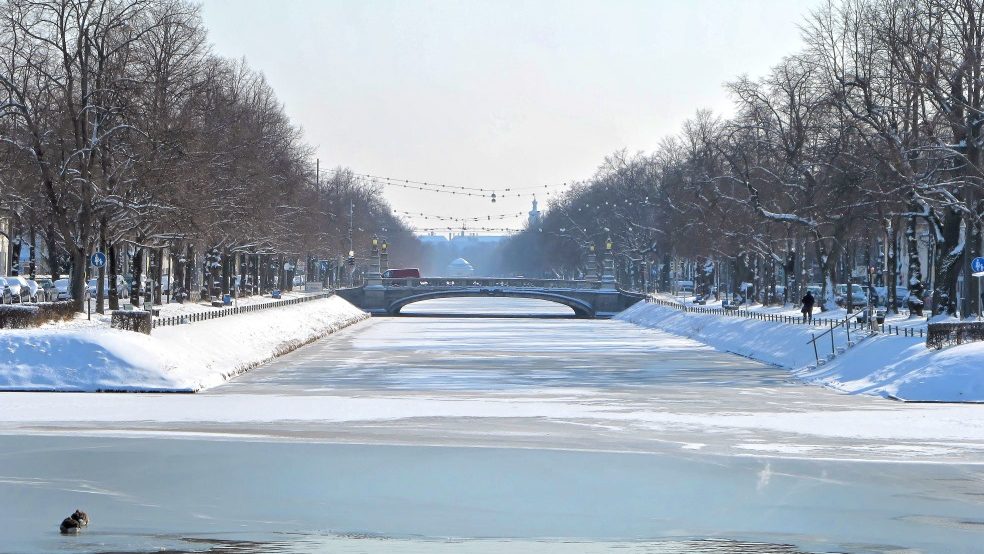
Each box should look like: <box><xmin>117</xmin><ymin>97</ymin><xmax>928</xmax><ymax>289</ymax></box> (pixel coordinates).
<box><xmin>446</xmin><ymin>257</ymin><xmax>475</xmax><ymax>277</ymax></box>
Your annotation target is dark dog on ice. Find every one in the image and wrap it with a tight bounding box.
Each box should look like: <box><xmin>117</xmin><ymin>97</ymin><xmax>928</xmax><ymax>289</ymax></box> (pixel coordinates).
<box><xmin>59</xmin><ymin>510</ymin><xmax>89</xmax><ymax>534</ymax></box>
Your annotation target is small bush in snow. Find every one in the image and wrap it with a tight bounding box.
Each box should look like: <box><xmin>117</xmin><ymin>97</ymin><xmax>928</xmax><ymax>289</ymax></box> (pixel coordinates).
<box><xmin>0</xmin><ymin>305</ymin><xmax>41</xmax><ymax>328</ymax></box>
<box><xmin>0</xmin><ymin>302</ymin><xmax>76</xmax><ymax>329</ymax></box>
<box><xmin>111</xmin><ymin>310</ymin><xmax>152</xmax><ymax>334</ymax></box>
<box><xmin>36</xmin><ymin>302</ymin><xmax>77</xmax><ymax>323</ymax></box>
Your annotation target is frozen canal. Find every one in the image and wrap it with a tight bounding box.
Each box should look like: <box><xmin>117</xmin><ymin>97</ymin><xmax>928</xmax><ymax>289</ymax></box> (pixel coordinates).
<box><xmin>1</xmin><ymin>298</ymin><xmax>983</xmax><ymax>553</ymax></box>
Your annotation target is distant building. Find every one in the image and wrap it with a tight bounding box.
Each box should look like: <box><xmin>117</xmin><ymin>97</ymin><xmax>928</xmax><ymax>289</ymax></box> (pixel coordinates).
<box><xmin>446</xmin><ymin>257</ymin><xmax>475</xmax><ymax>277</ymax></box>
<box><xmin>418</xmin><ymin>233</ymin><xmax>451</xmax><ymax>247</ymax></box>
<box><xmin>528</xmin><ymin>196</ymin><xmax>541</xmax><ymax>227</ymax></box>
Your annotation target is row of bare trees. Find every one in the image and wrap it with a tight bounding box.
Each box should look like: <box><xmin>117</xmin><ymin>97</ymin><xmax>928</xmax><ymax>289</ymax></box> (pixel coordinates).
<box><xmin>0</xmin><ymin>0</ymin><xmax>415</xmax><ymax>311</ymax></box>
<box><xmin>504</xmin><ymin>0</ymin><xmax>984</xmax><ymax>317</ymax></box>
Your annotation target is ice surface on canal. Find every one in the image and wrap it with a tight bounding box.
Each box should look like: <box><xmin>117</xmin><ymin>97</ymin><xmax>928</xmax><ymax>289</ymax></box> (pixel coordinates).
<box><xmin>226</xmin><ymin>300</ymin><xmax>770</xmax><ymax>392</ymax></box>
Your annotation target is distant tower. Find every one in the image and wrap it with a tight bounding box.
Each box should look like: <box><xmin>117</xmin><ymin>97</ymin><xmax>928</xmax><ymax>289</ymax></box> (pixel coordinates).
<box><xmin>528</xmin><ymin>196</ymin><xmax>542</xmax><ymax>226</ymax></box>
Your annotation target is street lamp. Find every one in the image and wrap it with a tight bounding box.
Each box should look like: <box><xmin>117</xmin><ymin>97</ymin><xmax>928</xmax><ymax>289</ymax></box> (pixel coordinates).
<box><xmin>606</xmin><ymin>237</ymin><xmax>613</xmax><ymax>251</ymax></box>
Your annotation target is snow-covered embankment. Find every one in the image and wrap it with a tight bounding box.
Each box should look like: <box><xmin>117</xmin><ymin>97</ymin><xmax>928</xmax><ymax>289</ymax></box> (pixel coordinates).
<box><xmin>0</xmin><ymin>296</ymin><xmax>369</xmax><ymax>392</ymax></box>
<box><xmin>617</xmin><ymin>301</ymin><xmax>984</xmax><ymax>402</ymax></box>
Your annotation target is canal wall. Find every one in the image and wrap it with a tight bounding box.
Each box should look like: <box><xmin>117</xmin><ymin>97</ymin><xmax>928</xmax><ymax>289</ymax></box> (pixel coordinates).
<box><xmin>0</xmin><ymin>296</ymin><xmax>370</xmax><ymax>393</ymax></box>
<box><xmin>617</xmin><ymin>300</ymin><xmax>984</xmax><ymax>402</ymax></box>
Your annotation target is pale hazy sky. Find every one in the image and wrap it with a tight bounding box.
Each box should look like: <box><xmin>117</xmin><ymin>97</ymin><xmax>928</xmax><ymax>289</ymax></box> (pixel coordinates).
<box><xmin>200</xmin><ymin>0</ymin><xmax>822</xmax><ymax>234</ymax></box>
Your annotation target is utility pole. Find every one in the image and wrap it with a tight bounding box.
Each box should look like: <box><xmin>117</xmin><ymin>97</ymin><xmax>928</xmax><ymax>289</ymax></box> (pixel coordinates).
<box><xmin>348</xmin><ymin>200</ymin><xmax>355</xmax><ymax>287</ymax></box>
<box><xmin>348</xmin><ymin>200</ymin><xmax>354</xmax><ymax>255</ymax></box>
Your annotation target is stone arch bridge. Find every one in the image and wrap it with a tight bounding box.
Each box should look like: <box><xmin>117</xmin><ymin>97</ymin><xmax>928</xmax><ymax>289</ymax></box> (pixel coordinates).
<box><xmin>336</xmin><ymin>277</ymin><xmax>645</xmax><ymax>318</ymax></box>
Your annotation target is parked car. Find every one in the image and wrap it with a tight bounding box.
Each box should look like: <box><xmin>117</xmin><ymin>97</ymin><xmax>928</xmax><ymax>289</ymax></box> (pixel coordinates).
<box><xmin>873</xmin><ymin>286</ymin><xmax>911</xmax><ymax>308</ymax></box>
<box><xmin>54</xmin><ymin>279</ymin><xmax>89</xmax><ymax>301</ymax></box>
<box><xmin>0</xmin><ymin>277</ymin><xmax>12</xmax><ymax>304</ymax></box>
<box><xmin>22</xmin><ymin>278</ymin><xmax>41</xmax><ymax>302</ymax></box>
<box><xmin>87</xmin><ymin>276</ymin><xmax>130</xmax><ymax>298</ymax></box>
<box><xmin>834</xmin><ymin>283</ymin><xmax>868</xmax><ymax>307</ymax></box>
<box><xmin>3</xmin><ymin>276</ymin><xmax>28</xmax><ymax>302</ymax></box>
<box><xmin>37</xmin><ymin>278</ymin><xmax>55</xmax><ymax>301</ymax></box>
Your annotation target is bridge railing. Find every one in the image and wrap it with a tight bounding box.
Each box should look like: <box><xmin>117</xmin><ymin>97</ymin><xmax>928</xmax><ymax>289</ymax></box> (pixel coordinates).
<box><xmin>381</xmin><ymin>277</ymin><xmax>603</xmax><ymax>290</ymax></box>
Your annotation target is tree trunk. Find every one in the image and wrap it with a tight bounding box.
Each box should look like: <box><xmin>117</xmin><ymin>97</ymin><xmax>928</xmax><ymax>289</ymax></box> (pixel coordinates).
<box><xmin>221</xmin><ymin>249</ymin><xmax>231</xmax><ymax>296</ymax></box>
<box><xmin>28</xmin><ymin>224</ymin><xmax>37</xmax><ymax>280</ymax></box>
<box><xmin>208</xmin><ymin>247</ymin><xmax>221</xmax><ymax>301</ymax></box>
<box><xmin>886</xmin><ymin>220</ymin><xmax>898</xmax><ymax>314</ymax></box>
<box><xmin>108</xmin><ymin>242</ymin><xmax>119</xmax><ymax>310</ymax></box>
<box><xmin>184</xmin><ymin>244</ymin><xmax>194</xmax><ymax>301</ymax></box>
<box><xmin>251</xmin><ymin>254</ymin><xmax>263</xmax><ymax>294</ymax></box>
<box><xmin>277</xmin><ymin>254</ymin><xmax>285</xmax><ymax>291</ymax></box>
<box><xmin>70</xmin><ymin>247</ymin><xmax>86</xmax><ymax>312</ymax></box>
<box><xmin>154</xmin><ymin>248</ymin><xmax>164</xmax><ymax>305</ymax></box>
<box><xmin>9</xmin><ymin>223</ymin><xmax>21</xmax><ymax>275</ymax></box>
<box><xmin>130</xmin><ymin>245</ymin><xmax>144</xmax><ymax>309</ymax></box>
<box><xmin>286</xmin><ymin>257</ymin><xmax>296</xmax><ymax>291</ymax></box>
<box><xmin>239</xmin><ymin>253</ymin><xmax>248</xmax><ymax>297</ymax></box>
<box><xmin>815</xmin><ymin>237</ymin><xmax>839</xmax><ymax>312</ymax></box>
<box><xmin>932</xmin><ymin>208</ymin><xmax>964</xmax><ymax>316</ymax></box>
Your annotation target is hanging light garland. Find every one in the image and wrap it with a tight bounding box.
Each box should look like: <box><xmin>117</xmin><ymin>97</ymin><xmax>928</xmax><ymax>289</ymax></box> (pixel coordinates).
<box><xmin>395</xmin><ymin>210</ymin><xmax>526</xmax><ymax>222</ymax></box>
<box><xmin>412</xmin><ymin>225</ymin><xmax>527</xmax><ymax>233</ymax></box>
<box><xmin>324</xmin><ymin>168</ymin><xmax>582</xmax><ymax>202</ymax></box>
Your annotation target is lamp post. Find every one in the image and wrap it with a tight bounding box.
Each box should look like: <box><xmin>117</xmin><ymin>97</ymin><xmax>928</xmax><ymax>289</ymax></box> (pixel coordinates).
<box><xmin>585</xmin><ymin>243</ymin><xmax>598</xmax><ymax>281</ymax></box>
<box><xmin>601</xmin><ymin>235</ymin><xmax>616</xmax><ymax>289</ymax></box>
<box><xmin>368</xmin><ymin>235</ymin><xmax>382</xmax><ymax>288</ymax></box>
<box><xmin>347</xmin><ymin>249</ymin><xmax>355</xmax><ymax>287</ymax></box>
<box><xmin>380</xmin><ymin>239</ymin><xmax>389</xmax><ymax>275</ymax></box>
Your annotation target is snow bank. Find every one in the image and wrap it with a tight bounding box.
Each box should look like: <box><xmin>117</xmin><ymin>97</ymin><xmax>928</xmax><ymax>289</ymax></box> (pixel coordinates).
<box><xmin>616</xmin><ymin>301</ymin><xmax>832</xmax><ymax>369</ymax></box>
<box><xmin>0</xmin><ymin>296</ymin><xmax>368</xmax><ymax>392</ymax></box>
<box><xmin>617</xmin><ymin>300</ymin><xmax>984</xmax><ymax>402</ymax></box>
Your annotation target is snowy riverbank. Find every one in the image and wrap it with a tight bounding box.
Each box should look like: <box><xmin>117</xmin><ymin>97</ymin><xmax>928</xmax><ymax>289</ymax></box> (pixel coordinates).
<box><xmin>617</xmin><ymin>300</ymin><xmax>984</xmax><ymax>402</ymax></box>
<box><xmin>0</xmin><ymin>296</ymin><xmax>369</xmax><ymax>392</ymax></box>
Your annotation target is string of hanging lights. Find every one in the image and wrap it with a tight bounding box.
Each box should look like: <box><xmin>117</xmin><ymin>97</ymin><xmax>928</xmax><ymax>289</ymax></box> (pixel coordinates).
<box><xmin>395</xmin><ymin>210</ymin><xmax>526</xmax><ymax>222</ymax></box>
<box><xmin>325</xmin><ymin>168</ymin><xmax>581</xmax><ymax>203</ymax></box>
<box><xmin>412</xmin><ymin>226</ymin><xmax>527</xmax><ymax>233</ymax></box>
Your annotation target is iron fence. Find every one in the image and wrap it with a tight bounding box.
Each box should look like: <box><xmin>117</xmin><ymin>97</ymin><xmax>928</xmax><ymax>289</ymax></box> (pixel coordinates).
<box><xmin>644</xmin><ymin>296</ymin><xmax>924</xmax><ymax>338</ymax></box>
<box><xmin>152</xmin><ymin>291</ymin><xmax>336</xmax><ymax>329</ymax></box>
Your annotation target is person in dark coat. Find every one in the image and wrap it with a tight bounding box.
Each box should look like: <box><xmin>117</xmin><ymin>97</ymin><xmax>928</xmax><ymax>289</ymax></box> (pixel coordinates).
<box><xmin>801</xmin><ymin>291</ymin><xmax>815</xmax><ymax>323</ymax></box>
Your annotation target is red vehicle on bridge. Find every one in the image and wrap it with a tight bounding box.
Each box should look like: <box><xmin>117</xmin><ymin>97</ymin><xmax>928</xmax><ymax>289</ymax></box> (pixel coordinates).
<box><xmin>383</xmin><ymin>268</ymin><xmax>421</xmax><ymax>279</ymax></box>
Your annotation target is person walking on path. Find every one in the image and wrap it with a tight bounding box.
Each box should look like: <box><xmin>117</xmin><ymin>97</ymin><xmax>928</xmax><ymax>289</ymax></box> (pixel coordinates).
<box><xmin>801</xmin><ymin>290</ymin><xmax>815</xmax><ymax>323</ymax></box>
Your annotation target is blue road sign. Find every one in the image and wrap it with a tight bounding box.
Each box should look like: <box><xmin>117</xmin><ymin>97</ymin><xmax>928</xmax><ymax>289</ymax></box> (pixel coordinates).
<box><xmin>319</xmin><ymin>260</ymin><xmax>329</xmax><ymax>273</ymax></box>
<box><xmin>972</xmin><ymin>256</ymin><xmax>984</xmax><ymax>275</ymax></box>
<box><xmin>90</xmin><ymin>252</ymin><xmax>107</xmax><ymax>268</ymax></box>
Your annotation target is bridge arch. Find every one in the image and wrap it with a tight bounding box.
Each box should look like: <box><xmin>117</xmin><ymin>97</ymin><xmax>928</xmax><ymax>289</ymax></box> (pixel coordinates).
<box><xmin>388</xmin><ymin>290</ymin><xmax>595</xmax><ymax>318</ymax></box>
